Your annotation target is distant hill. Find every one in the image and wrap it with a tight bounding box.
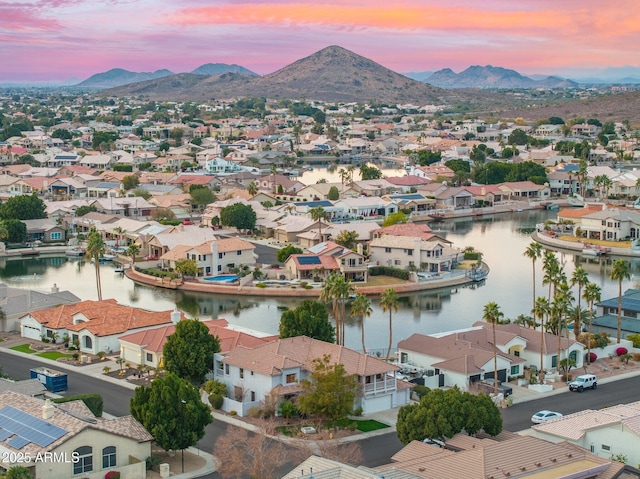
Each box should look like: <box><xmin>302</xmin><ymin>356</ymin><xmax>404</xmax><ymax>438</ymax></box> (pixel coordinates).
<box><xmin>424</xmin><ymin>65</ymin><xmax>578</xmax><ymax>89</ymax></box>
<box><xmin>101</xmin><ymin>45</ymin><xmax>453</xmax><ymax>104</ymax></box>
<box><xmin>78</xmin><ymin>68</ymin><xmax>174</xmax><ymax>88</ymax></box>
<box><xmin>191</xmin><ymin>63</ymin><xmax>258</xmax><ymax>76</ymax></box>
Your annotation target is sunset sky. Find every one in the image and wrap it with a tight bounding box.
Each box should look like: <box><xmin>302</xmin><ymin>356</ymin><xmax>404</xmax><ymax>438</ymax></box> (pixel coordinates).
<box><xmin>2</xmin><ymin>0</ymin><xmax>640</xmax><ymax>82</ymax></box>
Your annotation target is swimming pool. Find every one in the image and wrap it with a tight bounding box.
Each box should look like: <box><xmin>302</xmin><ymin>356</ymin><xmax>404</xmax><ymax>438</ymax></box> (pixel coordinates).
<box><xmin>203</xmin><ymin>275</ymin><xmax>239</xmax><ymax>283</ymax></box>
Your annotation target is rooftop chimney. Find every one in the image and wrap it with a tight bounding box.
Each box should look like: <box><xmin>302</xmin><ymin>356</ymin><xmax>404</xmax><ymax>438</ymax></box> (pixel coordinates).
<box><xmin>171</xmin><ymin>308</ymin><xmax>181</xmax><ymax>324</ymax></box>
<box><xmin>42</xmin><ymin>399</ymin><xmax>54</xmax><ymax>420</ymax></box>
<box><xmin>51</xmin><ymin>283</ymin><xmax>59</xmax><ymax>293</ymax></box>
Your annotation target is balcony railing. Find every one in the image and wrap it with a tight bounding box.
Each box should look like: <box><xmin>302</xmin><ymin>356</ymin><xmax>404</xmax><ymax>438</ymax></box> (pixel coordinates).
<box><xmin>363</xmin><ymin>377</ymin><xmax>396</xmax><ymax>395</ymax></box>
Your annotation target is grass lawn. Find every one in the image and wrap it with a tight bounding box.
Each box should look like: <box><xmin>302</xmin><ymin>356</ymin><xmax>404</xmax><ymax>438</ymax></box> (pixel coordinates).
<box><xmin>36</xmin><ymin>351</ymin><xmax>73</xmax><ymax>360</ymax></box>
<box><xmin>10</xmin><ymin>344</ymin><xmax>34</xmax><ymax>354</ymax></box>
<box><xmin>351</xmin><ymin>419</ymin><xmax>389</xmax><ymax>432</ymax></box>
<box><xmin>364</xmin><ymin>275</ymin><xmax>409</xmax><ymax>287</ymax></box>
<box><xmin>558</xmin><ymin>235</ymin><xmax>631</xmax><ymax>248</ymax></box>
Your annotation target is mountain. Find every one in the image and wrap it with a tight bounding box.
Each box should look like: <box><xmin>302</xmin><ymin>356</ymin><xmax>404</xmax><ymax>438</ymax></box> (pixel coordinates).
<box><xmin>191</xmin><ymin>63</ymin><xmax>258</xmax><ymax>76</ymax></box>
<box><xmin>424</xmin><ymin>65</ymin><xmax>577</xmax><ymax>89</ymax></box>
<box><xmin>78</xmin><ymin>68</ymin><xmax>174</xmax><ymax>88</ymax></box>
<box><xmin>101</xmin><ymin>45</ymin><xmax>451</xmax><ymax>103</ymax></box>
<box><xmin>402</xmin><ymin>71</ymin><xmax>434</xmax><ymax>82</ymax></box>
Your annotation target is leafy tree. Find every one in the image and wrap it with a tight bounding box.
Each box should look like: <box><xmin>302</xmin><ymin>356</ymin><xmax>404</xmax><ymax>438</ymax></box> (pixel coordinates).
<box><xmin>396</xmin><ymin>388</ymin><xmax>502</xmax><ymax>444</ymax></box>
<box><xmin>381</xmin><ymin>288</ymin><xmax>399</xmax><ymax>360</ymax></box>
<box><xmin>75</xmin><ymin>205</ymin><xmax>98</xmax><ymax>217</ymax></box>
<box><xmin>175</xmin><ymin>258</ymin><xmax>198</xmax><ymax>277</ymax></box>
<box><xmin>163</xmin><ymin>318</ymin><xmax>220</xmax><ymax>385</ymax></box>
<box><xmin>382</xmin><ymin>211</ymin><xmax>409</xmax><ymax>227</ymax></box>
<box><xmin>220</xmin><ymin>203</ymin><xmax>257</xmax><ymax>232</ymax></box>
<box><xmin>445</xmin><ymin>159</ymin><xmax>471</xmax><ymax>174</ymax></box>
<box><xmin>548</xmin><ymin>116</ymin><xmax>565</xmax><ymax>125</ymax></box>
<box><xmin>359</xmin><ymin>164</ymin><xmax>382</xmax><ymax>180</ymax></box>
<box><xmin>3</xmin><ymin>220</ymin><xmax>26</xmax><ymax>243</ymax></box>
<box><xmin>276</xmin><ymin>244</ymin><xmax>303</xmax><ymax>263</ymax></box>
<box><xmin>132</xmin><ymin>188</ymin><xmax>151</xmax><ymax>200</ymax></box>
<box><xmin>17</xmin><ymin>154</ymin><xmax>38</xmax><ymax>166</ymax></box>
<box><xmin>334</xmin><ymin>230</ymin><xmax>358</xmax><ymax>249</ymax></box>
<box><xmin>113</xmin><ymin>164</ymin><xmax>133</xmax><ymax>172</ymax></box>
<box><xmin>0</xmin><ymin>194</ymin><xmax>46</xmax><ymax>220</ymax></box>
<box><xmin>327</xmin><ymin>185</ymin><xmax>340</xmax><ymax>200</ymax></box>
<box><xmin>508</xmin><ymin>128</ymin><xmax>529</xmax><ymax>145</ymax></box>
<box><xmin>279</xmin><ymin>300</ymin><xmax>335</xmax><ymax>343</ymax></box>
<box><xmin>610</xmin><ymin>260</ymin><xmax>631</xmax><ymax>344</ymax></box>
<box><xmin>86</xmin><ymin>227</ymin><xmax>105</xmax><ymax>301</ymax></box>
<box><xmin>51</xmin><ymin>128</ymin><xmax>72</xmax><ymax>140</ymax></box>
<box><xmin>130</xmin><ymin>373</ymin><xmax>212</xmax><ymax>467</ymax></box>
<box><xmin>415</xmin><ymin>150</ymin><xmax>442</xmax><ymax>166</ymax></box>
<box><xmin>297</xmin><ymin>355</ymin><xmax>359</xmax><ymax>430</ymax></box>
<box><xmin>122</xmin><ymin>175</ymin><xmax>140</xmax><ymax>190</ymax></box>
<box><xmin>190</xmin><ymin>188</ymin><xmax>215</xmax><ymax>212</ymax></box>
<box><xmin>91</xmin><ymin>130</ymin><xmax>118</xmax><ymax>150</ymax></box>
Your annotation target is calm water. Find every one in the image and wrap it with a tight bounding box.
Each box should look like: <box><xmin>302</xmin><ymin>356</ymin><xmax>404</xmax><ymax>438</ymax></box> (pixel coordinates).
<box><xmin>2</xmin><ymin>209</ymin><xmax>637</xmax><ymax>353</ymax></box>
<box><xmin>297</xmin><ymin>162</ymin><xmax>405</xmax><ymax>184</ymax></box>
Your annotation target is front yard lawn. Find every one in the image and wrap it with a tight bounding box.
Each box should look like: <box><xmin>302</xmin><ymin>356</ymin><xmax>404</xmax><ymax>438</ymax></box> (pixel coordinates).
<box><xmin>10</xmin><ymin>344</ymin><xmax>34</xmax><ymax>354</ymax></box>
<box><xmin>36</xmin><ymin>351</ymin><xmax>74</xmax><ymax>360</ymax></box>
<box><xmin>276</xmin><ymin>418</ymin><xmax>389</xmax><ymax>436</ymax></box>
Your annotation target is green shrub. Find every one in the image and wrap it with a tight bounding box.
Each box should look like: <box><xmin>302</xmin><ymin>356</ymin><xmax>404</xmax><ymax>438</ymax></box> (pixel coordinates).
<box><xmin>304</xmin><ymin>284</ymin><xmax>313</xmax><ymax>289</ymax></box>
<box><xmin>247</xmin><ymin>406</ymin><xmax>264</xmax><ymax>418</ymax></box>
<box><xmin>208</xmin><ymin>394</ymin><xmax>224</xmax><ymax>409</ymax></box>
<box><xmin>229</xmin><ymin>410</ymin><xmax>237</xmax><ymax>416</ymax></box>
<box><xmin>256</xmin><ymin>282</ymin><xmax>267</xmax><ymax>288</ymax></box>
<box><xmin>146</xmin><ymin>454</ymin><xmax>162</xmax><ymax>471</ymax></box>
<box><xmin>52</xmin><ymin>393</ymin><xmax>103</xmax><ymax>417</ymax></box>
<box><xmin>626</xmin><ymin>334</ymin><xmax>640</xmax><ymax>348</ymax></box>
<box><xmin>203</xmin><ymin>379</ymin><xmax>227</xmax><ymax>396</ymax></box>
<box><xmin>368</xmin><ymin>266</ymin><xmax>410</xmax><ymax>280</ymax></box>
<box><xmin>464</xmin><ymin>252</ymin><xmax>480</xmax><ymax>260</ymax></box>
<box><xmin>413</xmin><ymin>385</ymin><xmax>431</xmax><ymax>399</ymax></box>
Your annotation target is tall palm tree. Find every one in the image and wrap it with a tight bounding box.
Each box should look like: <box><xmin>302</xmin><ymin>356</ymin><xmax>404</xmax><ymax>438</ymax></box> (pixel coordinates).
<box><xmin>126</xmin><ymin>243</ymin><xmax>140</xmax><ymax>265</ymax></box>
<box><xmin>610</xmin><ymin>259</ymin><xmax>632</xmax><ymax>343</ymax></box>
<box><xmin>523</xmin><ymin>242</ymin><xmax>543</xmax><ymax>318</ymax></box>
<box><xmin>482</xmin><ymin>301</ymin><xmax>504</xmax><ymax>394</ymax></box>
<box><xmin>86</xmin><ymin>227</ymin><xmax>106</xmax><ymax>301</ymax></box>
<box><xmin>247</xmin><ymin>181</ymin><xmax>258</xmax><ymax>196</ymax></box>
<box><xmin>309</xmin><ymin>206</ymin><xmax>327</xmax><ymax>243</ymax></box>
<box><xmin>320</xmin><ymin>274</ymin><xmax>354</xmax><ymax>345</ymax></box>
<box><xmin>533</xmin><ymin>296</ymin><xmax>551</xmax><ymax>374</ymax></box>
<box><xmin>270</xmin><ymin>165</ymin><xmax>278</xmax><ymax>195</ymax></box>
<box><xmin>113</xmin><ymin>226</ymin><xmax>124</xmax><ymax>250</ymax></box>
<box><xmin>583</xmin><ymin>282</ymin><xmax>602</xmax><ymax>365</ymax></box>
<box><xmin>570</xmin><ymin>267</ymin><xmax>589</xmax><ymax>339</ymax></box>
<box><xmin>350</xmin><ymin>293</ymin><xmax>372</xmax><ymax>353</ymax></box>
<box><xmin>380</xmin><ymin>288</ymin><xmax>399</xmax><ymax>360</ymax></box>
<box><xmin>552</xmin><ymin>282</ymin><xmax>573</xmax><ymax>371</ymax></box>
<box><xmin>542</xmin><ymin>251</ymin><xmax>559</xmax><ymax>301</ymax></box>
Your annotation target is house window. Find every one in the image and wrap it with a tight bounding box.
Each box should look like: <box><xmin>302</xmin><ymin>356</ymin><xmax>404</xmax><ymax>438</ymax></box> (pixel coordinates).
<box><xmin>146</xmin><ymin>353</ymin><xmax>153</xmax><ymax>362</ymax></box>
<box><xmin>237</xmin><ymin>250</ymin><xmax>242</xmax><ymax>255</ymax></box>
<box><xmin>102</xmin><ymin>446</ymin><xmax>116</xmax><ymax>468</ymax></box>
<box><xmin>202</xmin><ymin>255</ymin><xmax>206</xmax><ymax>260</ymax></box>
<box><xmin>84</xmin><ymin>336</ymin><xmax>92</xmax><ymax>349</ymax></box>
<box><xmin>240</xmin><ymin>368</ymin><xmax>244</xmax><ymax>379</ymax></box>
<box><xmin>250</xmin><ymin>370</ymin><xmax>254</xmax><ymax>376</ymax></box>
<box><xmin>510</xmin><ymin>365</ymin><xmax>519</xmax><ymax>375</ymax></box>
<box><xmin>394</xmin><ymin>260</ymin><xmax>401</xmax><ymax>266</ymax></box>
<box><xmin>601</xmin><ymin>444</ymin><xmax>611</xmax><ymax>451</ymax></box>
<box><xmin>385</xmin><ymin>247</ymin><xmax>391</xmax><ymax>253</ymax></box>
<box><xmin>225</xmin><ymin>364</ymin><xmax>229</xmax><ymax>375</ymax></box>
<box><xmin>51</xmin><ymin>232</ymin><xmax>62</xmax><ymax>240</ymax></box>
<box><xmin>286</xmin><ymin>373</ymin><xmax>296</xmax><ymax>383</ymax></box>
<box><xmin>73</xmin><ymin>446</ymin><xmax>93</xmax><ymax>474</ymax></box>
<box><xmin>251</xmin><ymin>391</ymin><xmax>256</xmax><ymax>401</ymax></box>
<box><xmin>407</xmin><ymin>249</ymin><xmax>413</xmax><ymax>256</ymax></box>
<box><xmin>218</xmin><ymin>253</ymin><xmax>223</xmax><ymax>259</ymax></box>
<box><xmin>551</xmin><ymin>355</ymin><xmax>557</xmax><ymax>368</ymax></box>
<box><xmin>218</xmin><ymin>265</ymin><xmax>222</xmax><ymax>272</ymax></box>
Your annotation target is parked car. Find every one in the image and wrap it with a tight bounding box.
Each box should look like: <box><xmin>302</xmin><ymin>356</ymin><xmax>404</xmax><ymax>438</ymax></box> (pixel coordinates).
<box><xmin>423</xmin><ymin>438</ymin><xmax>446</xmax><ymax>447</ymax></box>
<box><xmin>479</xmin><ymin>378</ymin><xmax>513</xmax><ymax>397</ymax></box>
<box><xmin>568</xmin><ymin>374</ymin><xmax>597</xmax><ymax>392</ymax></box>
<box><xmin>531</xmin><ymin>410</ymin><xmax>563</xmax><ymax>424</ymax></box>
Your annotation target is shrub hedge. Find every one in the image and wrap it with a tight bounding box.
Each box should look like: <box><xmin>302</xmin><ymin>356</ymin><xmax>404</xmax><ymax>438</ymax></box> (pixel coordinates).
<box><xmin>368</xmin><ymin>266</ymin><xmax>410</xmax><ymax>280</ymax></box>
<box><xmin>52</xmin><ymin>393</ymin><xmax>103</xmax><ymax>417</ymax></box>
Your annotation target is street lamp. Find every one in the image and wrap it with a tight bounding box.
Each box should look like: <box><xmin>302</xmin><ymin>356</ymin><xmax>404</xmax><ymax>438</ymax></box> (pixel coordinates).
<box><xmin>180</xmin><ymin>399</ymin><xmax>186</xmax><ymax>473</ymax></box>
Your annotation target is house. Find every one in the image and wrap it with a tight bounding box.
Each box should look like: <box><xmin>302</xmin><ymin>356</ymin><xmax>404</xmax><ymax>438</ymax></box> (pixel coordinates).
<box><xmin>118</xmin><ymin>318</ymin><xmax>276</xmax><ymax>369</ymax></box>
<box><xmin>383</xmin><ymin>193</ymin><xmax>436</xmax><ymax>213</ymax></box>
<box><xmin>159</xmin><ymin>237</ymin><xmax>256</xmax><ymax>276</ymax></box>
<box><xmin>0</xmin><ymin>391</ymin><xmax>152</xmax><ymax>479</ymax></box>
<box><xmin>592</xmin><ymin>288</ymin><xmax>640</xmax><ymax>338</ymax></box>
<box><xmin>0</xmin><ymin>283</ymin><xmax>80</xmax><ymax>332</ymax></box>
<box><xmin>145</xmin><ymin>224</ymin><xmax>218</xmax><ymax>258</ymax></box>
<box><xmin>579</xmin><ymin>208</ymin><xmax>640</xmax><ymax>241</ymax></box>
<box><xmin>22</xmin><ymin>218</ymin><xmax>66</xmax><ymax>244</ymax></box>
<box><xmin>19</xmin><ymin>299</ymin><xmax>183</xmax><ymax>355</ymax></box>
<box><xmin>204</xmin><ymin>157</ymin><xmax>243</xmax><ymax>174</ymax></box>
<box><xmin>498</xmin><ymin>181</ymin><xmax>551</xmax><ymax>201</ymax></box>
<box><xmin>213</xmin><ymin>336</ymin><xmax>411</xmax><ymax>417</ymax></box>
<box><xmin>333</xmin><ymin>197</ymin><xmax>396</xmax><ymax>220</ymax></box>
<box><xmin>531</xmin><ymin>401</ymin><xmax>640</xmax><ymax>468</ymax></box>
<box><xmin>369</xmin><ymin>235</ymin><xmax>461</xmax><ymax>273</ymax></box>
<box><xmin>434</xmin><ymin>186</ymin><xmax>475</xmax><ymax>209</ymax></box>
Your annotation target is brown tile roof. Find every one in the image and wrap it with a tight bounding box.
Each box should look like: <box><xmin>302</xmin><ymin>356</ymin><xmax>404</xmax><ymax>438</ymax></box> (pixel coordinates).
<box><xmin>217</xmin><ymin>237</ymin><xmax>255</xmax><ymax>252</ymax></box>
<box><xmin>223</xmin><ymin>336</ymin><xmax>399</xmax><ymax>377</ymax></box>
<box><xmin>558</xmin><ymin>204</ymin><xmax>606</xmax><ymax>218</ymax></box>
<box><xmin>23</xmin><ymin>299</ymin><xmax>180</xmax><ymax>337</ymax></box>
<box><xmin>0</xmin><ymin>391</ymin><xmax>152</xmax><ymax>457</ymax></box>
<box><xmin>118</xmin><ymin>318</ymin><xmax>274</xmax><ymax>353</ymax></box>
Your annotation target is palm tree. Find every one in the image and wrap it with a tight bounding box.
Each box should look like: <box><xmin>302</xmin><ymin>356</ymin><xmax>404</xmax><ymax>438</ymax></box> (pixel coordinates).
<box><xmin>247</xmin><ymin>181</ymin><xmax>258</xmax><ymax>196</ymax></box>
<box><xmin>320</xmin><ymin>274</ymin><xmax>354</xmax><ymax>345</ymax></box>
<box><xmin>86</xmin><ymin>227</ymin><xmax>106</xmax><ymax>301</ymax></box>
<box><xmin>552</xmin><ymin>282</ymin><xmax>573</xmax><ymax>371</ymax></box>
<box><xmin>113</xmin><ymin>226</ymin><xmax>124</xmax><ymax>250</ymax></box>
<box><xmin>533</xmin><ymin>296</ymin><xmax>551</xmax><ymax>374</ymax></box>
<box><xmin>523</xmin><ymin>242</ymin><xmax>543</xmax><ymax>317</ymax></box>
<box><xmin>570</xmin><ymin>267</ymin><xmax>589</xmax><ymax>339</ymax></box>
<box><xmin>270</xmin><ymin>165</ymin><xmax>278</xmax><ymax>195</ymax></box>
<box><xmin>126</xmin><ymin>243</ymin><xmax>140</xmax><ymax>264</ymax></box>
<box><xmin>482</xmin><ymin>301</ymin><xmax>504</xmax><ymax>394</ymax></box>
<box><xmin>309</xmin><ymin>206</ymin><xmax>327</xmax><ymax>243</ymax></box>
<box><xmin>582</xmin><ymin>282</ymin><xmax>602</xmax><ymax>365</ymax></box>
<box><xmin>380</xmin><ymin>288</ymin><xmax>399</xmax><ymax>360</ymax></box>
<box><xmin>610</xmin><ymin>259</ymin><xmax>631</xmax><ymax>343</ymax></box>
<box><xmin>542</xmin><ymin>251</ymin><xmax>559</xmax><ymax>301</ymax></box>
<box><xmin>350</xmin><ymin>293</ymin><xmax>372</xmax><ymax>353</ymax></box>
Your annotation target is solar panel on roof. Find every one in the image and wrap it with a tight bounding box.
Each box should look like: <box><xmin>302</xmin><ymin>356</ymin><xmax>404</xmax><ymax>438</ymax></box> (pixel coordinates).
<box><xmin>297</xmin><ymin>256</ymin><xmax>321</xmax><ymax>265</ymax></box>
<box><xmin>0</xmin><ymin>406</ymin><xmax>67</xmax><ymax>449</ymax></box>
<box><xmin>8</xmin><ymin>436</ymin><xmax>29</xmax><ymax>450</ymax></box>
<box><xmin>0</xmin><ymin>428</ymin><xmax>11</xmax><ymax>441</ymax></box>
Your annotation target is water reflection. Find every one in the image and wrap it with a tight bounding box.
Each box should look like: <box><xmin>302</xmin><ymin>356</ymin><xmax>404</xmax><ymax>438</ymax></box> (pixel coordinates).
<box><xmin>1</xmin><ymin>209</ymin><xmax>637</xmax><ymax>352</ymax></box>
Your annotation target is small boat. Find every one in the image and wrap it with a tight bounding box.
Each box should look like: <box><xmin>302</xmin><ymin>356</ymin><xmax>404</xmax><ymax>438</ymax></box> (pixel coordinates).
<box><xmin>65</xmin><ymin>248</ymin><xmax>85</xmax><ymax>257</ymax></box>
<box><xmin>100</xmin><ymin>254</ymin><xmax>116</xmax><ymax>262</ymax></box>
<box><xmin>582</xmin><ymin>248</ymin><xmax>601</xmax><ymax>257</ymax></box>
<box><xmin>114</xmin><ymin>268</ymin><xmax>124</xmax><ymax>273</ymax></box>
<box><xmin>428</xmin><ymin>212</ymin><xmax>445</xmax><ymax>220</ymax></box>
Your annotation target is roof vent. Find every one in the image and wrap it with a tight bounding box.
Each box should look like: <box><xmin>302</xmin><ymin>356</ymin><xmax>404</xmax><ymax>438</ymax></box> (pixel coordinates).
<box><xmin>551</xmin><ymin>458</ymin><xmax>557</xmax><ymax>463</ymax></box>
<box><xmin>566</xmin><ymin>453</ymin><xmax>573</xmax><ymax>458</ymax></box>
<box><xmin>42</xmin><ymin>399</ymin><xmax>54</xmax><ymax>420</ymax></box>
<box><xmin>535</xmin><ymin>463</ymin><xmax>542</xmax><ymax>468</ymax></box>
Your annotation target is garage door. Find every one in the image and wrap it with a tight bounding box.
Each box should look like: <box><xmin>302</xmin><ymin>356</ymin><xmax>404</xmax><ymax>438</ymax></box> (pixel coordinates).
<box><xmin>365</xmin><ymin>394</ymin><xmax>392</xmax><ymax>414</ymax></box>
<box><xmin>22</xmin><ymin>324</ymin><xmax>41</xmax><ymax>340</ymax></box>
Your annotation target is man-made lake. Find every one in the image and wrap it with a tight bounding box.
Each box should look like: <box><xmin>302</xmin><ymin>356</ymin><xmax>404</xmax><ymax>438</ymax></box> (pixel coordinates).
<box><xmin>1</xmin><ymin>209</ymin><xmax>636</xmax><ymax>353</ymax></box>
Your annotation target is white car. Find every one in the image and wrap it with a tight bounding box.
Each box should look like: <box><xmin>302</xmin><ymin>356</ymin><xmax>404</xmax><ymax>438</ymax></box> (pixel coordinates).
<box><xmin>531</xmin><ymin>410</ymin><xmax>563</xmax><ymax>424</ymax></box>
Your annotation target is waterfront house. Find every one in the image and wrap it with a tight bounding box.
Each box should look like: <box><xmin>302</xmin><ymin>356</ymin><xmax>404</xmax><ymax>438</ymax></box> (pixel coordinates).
<box><xmin>144</xmin><ymin>224</ymin><xmax>218</xmax><ymax>259</ymax></box>
<box><xmin>498</xmin><ymin>181</ymin><xmax>551</xmax><ymax>202</ymax></box>
<box><xmin>214</xmin><ymin>336</ymin><xmax>411</xmax><ymax>417</ymax></box>
<box><xmin>22</xmin><ymin>218</ymin><xmax>66</xmax><ymax>244</ymax></box>
<box><xmin>19</xmin><ymin>299</ymin><xmax>183</xmax><ymax>355</ymax></box>
<box><xmin>0</xmin><ymin>391</ymin><xmax>153</xmax><ymax>479</ymax></box>
<box><xmin>333</xmin><ymin>197</ymin><xmax>397</xmax><ymax>220</ymax></box>
<box><xmin>578</xmin><ymin>208</ymin><xmax>640</xmax><ymax>241</ymax></box>
<box><xmin>591</xmin><ymin>288</ymin><xmax>640</xmax><ymax>338</ymax></box>
<box><xmin>368</xmin><ymin>234</ymin><xmax>460</xmax><ymax>273</ymax></box>
<box><xmin>284</xmin><ymin>241</ymin><xmax>368</xmax><ymax>282</ymax></box>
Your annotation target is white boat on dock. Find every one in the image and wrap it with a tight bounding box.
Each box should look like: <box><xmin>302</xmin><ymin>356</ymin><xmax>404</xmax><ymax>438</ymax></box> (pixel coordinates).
<box><xmin>65</xmin><ymin>248</ymin><xmax>84</xmax><ymax>257</ymax></box>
